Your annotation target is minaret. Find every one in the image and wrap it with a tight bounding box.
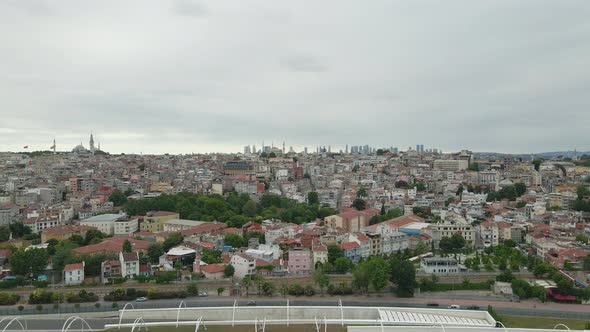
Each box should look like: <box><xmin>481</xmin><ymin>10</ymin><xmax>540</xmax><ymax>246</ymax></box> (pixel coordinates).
<box><xmin>98</xmin><ymin>142</ymin><xmax>101</xmax><ymax>151</ymax></box>
<box><xmin>89</xmin><ymin>133</ymin><xmax>95</xmax><ymax>153</ymax></box>
<box><xmin>282</xmin><ymin>141</ymin><xmax>285</xmax><ymax>154</ymax></box>
<box><xmin>51</xmin><ymin>138</ymin><xmax>56</xmax><ymax>154</ymax></box>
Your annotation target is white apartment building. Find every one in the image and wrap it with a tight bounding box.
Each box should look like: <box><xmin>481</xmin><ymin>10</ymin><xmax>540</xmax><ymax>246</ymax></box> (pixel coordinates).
<box><xmin>120</xmin><ymin>252</ymin><xmax>139</xmax><ymax>278</ymax></box>
<box><xmin>63</xmin><ymin>262</ymin><xmax>85</xmax><ymax>285</ymax></box>
<box><xmin>114</xmin><ymin>218</ymin><xmax>139</xmax><ymax>235</ymax></box>
<box><xmin>80</xmin><ymin>213</ymin><xmax>126</xmax><ymax>235</ymax></box>
<box><xmin>420</xmin><ymin>257</ymin><xmax>459</xmax><ymax>275</ymax></box>
<box><xmin>230</xmin><ymin>253</ymin><xmax>257</xmax><ymax>279</ymax></box>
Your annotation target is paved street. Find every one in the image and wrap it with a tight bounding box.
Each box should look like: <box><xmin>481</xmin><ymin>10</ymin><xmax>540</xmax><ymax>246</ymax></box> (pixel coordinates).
<box><xmin>9</xmin><ymin>295</ymin><xmax>589</xmax><ymax>330</ymax></box>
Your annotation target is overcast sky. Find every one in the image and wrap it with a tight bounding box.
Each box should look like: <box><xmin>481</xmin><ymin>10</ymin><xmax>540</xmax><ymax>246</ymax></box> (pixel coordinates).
<box><xmin>1</xmin><ymin>0</ymin><xmax>589</xmax><ymax>154</ymax></box>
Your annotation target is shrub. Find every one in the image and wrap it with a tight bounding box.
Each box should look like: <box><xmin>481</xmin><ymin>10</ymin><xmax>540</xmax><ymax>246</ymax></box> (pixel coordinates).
<box><xmin>304</xmin><ymin>285</ymin><xmax>315</xmax><ymax>296</ymax></box>
<box><xmin>66</xmin><ymin>290</ymin><xmax>99</xmax><ymax>303</ymax></box>
<box><xmin>36</xmin><ymin>304</ymin><xmax>43</xmax><ymax>312</ymax></box>
<box><xmin>134</xmin><ymin>275</ymin><xmax>152</xmax><ymax>283</ymax></box>
<box><xmin>112</xmin><ymin>302</ymin><xmax>119</xmax><ymax>309</ymax></box>
<box><xmin>155</xmin><ymin>272</ymin><xmax>176</xmax><ymax>284</ymax></box>
<box><xmin>29</xmin><ymin>289</ymin><xmax>55</xmax><ymax>304</ymax></box>
<box><xmin>187</xmin><ymin>283</ymin><xmax>199</xmax><ymax>296</ymax></box>
<box><xmin>0</xmin><ymin>293</ymin><xmax>20</xmax><ymax>305</ymax></box>
<box><xmin>104</xmin><ymin>288</ymin><xmax>133</xmax><ymax>302</ymax></box>
<box><xmin>32</xmin><ymin>280</ymin><xmax>49</xmax><ymax>288</ymax></box>
<box><xmin>95</xmin><ymin>302</ymin><xmax>101</xmax><ymax>309</ymax></box>
<box><xmin>287</xmin><ymin>284</ymin><xmax>304</xmax><ymax>296</ymax></box>
<box><xmin>0</xmin><ymin>281</ymin><xmax>18</xmax><ymax>289</ymax></box>
<box><xmin>146</xmin><ymin>289</ymin><xmax>187</xmax><ymax>300</ymax></box>
<box><xmin>327</xmin><ymin>283</ymin><xmax>353</xmax><ymax>296</ymax></box>
<box><xmin>17</xmin><ymin>305</ymin><xmax>24</xmax><ymax>312</ymax></box>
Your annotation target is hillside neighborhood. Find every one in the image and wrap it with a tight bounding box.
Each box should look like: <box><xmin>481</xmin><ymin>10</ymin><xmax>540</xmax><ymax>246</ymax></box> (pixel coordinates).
<box><xmin>0</xmin><ymin>145</ymin><xmax>589</xmax><ymax>306</ymax></box>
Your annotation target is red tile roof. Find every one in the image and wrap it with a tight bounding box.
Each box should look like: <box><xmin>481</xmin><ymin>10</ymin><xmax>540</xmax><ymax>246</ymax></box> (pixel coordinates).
<box><xmin>64</xmin><ymin>262</ymin><xmax>84</xmax><ymax>271</ymax></box>
<box><xmin>73</xmin><ymin>237</ymin><xmax>150</xmax><ymax>254</ymax></box>
<box><xmin>201</xmin><ymin>264</ymin><xmax>225</xmax><ymax>274</ymax></box>
<box><xmin>340</xmin><ymin>242</ymin><xmax>360</xmax><ymax>250</ymax></box>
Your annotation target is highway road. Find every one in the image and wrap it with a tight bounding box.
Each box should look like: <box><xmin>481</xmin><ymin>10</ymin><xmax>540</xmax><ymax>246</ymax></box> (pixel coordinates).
<box><xmin>8</xmin><ymin>295</ymin><xmax>590</xmax><ymax>330</ymax></box>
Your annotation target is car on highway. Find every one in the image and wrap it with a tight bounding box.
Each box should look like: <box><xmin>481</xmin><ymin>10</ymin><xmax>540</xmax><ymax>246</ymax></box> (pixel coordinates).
<box><xmin>466</xmin><ymin>305</ymin><xmax>480</xmax><ymax>310</ymax></box>
<box><xmin>136</xmin><ymin>297</ymin><xmax>148</xmax><ymax>302</ymax></box>
<box><xmin>447</xmin><ymin>305</ymin><xmax>461</xmax><ymax>309</ymax></box>
<box><xmin>246</xmin><ymin>301</ymin><xmax>257</xmax><ymax>306</ymax></box>
<box><xmin>198</xmin><ymin>292</ymin><xmax>208</xmax><ymax>297</ymax></box>
<box><xmin>426</xmin><ymin>303</ymin><xmax>439</xmax><ymax>307</ymax></box>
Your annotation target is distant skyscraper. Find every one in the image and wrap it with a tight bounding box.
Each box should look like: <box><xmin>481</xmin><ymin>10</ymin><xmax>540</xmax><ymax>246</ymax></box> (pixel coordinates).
<box><xmin>345</xmin><ymin>144</ymin><xmax>349</xmax><ymax>154</ymax></box>
<box><xmin>243</xmin><ymin>146</ymin><xmax>251</xmax><ymax>154</ymax></box>
<box><xmin>304</xmin><ymin>147</ymin><xmax>308</xmax><ymax>154</ymax></box>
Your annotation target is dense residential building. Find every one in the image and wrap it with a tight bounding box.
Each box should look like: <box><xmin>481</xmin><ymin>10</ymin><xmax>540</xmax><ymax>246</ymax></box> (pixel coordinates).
<box><xmin>140</xmin><ymin>211</ymin><xmax>180</xmax><ymax>232</ymax></box>
<box><xmin>63</xmin><ymin>262</ymin><xmax>85</xmax><ymax>285</ymax></box>
<box><xmin>80</xmin><ymin>214</ymin><xmax>128</xmax><ymax>235</ymax></box>
<box><xmin>230</xmin><ymin>253</ymin><xmax>256</xmax><ymax>279</ymax></box>
<box><xmin>287</xmin><ymin>247</ymin><xmax>312</xmax><ymax>275</ymax></box>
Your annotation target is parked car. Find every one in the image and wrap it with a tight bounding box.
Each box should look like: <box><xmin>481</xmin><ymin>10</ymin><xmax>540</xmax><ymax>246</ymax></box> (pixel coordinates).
<box><xmin>136</xmin><ymin>297</ymin><xmax>148</xmax><ymax>302</ymax></box>
<box><xmin>447</xmin><ymin>305</ymin><xmax>461</xmax><ymax>309</ymax></box>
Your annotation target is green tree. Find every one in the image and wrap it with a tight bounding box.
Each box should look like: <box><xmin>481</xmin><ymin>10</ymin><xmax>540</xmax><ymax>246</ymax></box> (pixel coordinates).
<box><xmin>201</xmin><ymin>248</ymin><xmax>222</xmax><ymax>264</ymax></box>
<box><xmin>327</xmin><ymin>244</ymin><xmax>344</xmax><ymax>264</ymax></box>
<box><xmin>576</xmin><ymin>234</ymin><xmax>589</xmax><ymax>244</ymax></box>
<box><xmin>84</xmin><ymin>229</ymin><xmax>107</xmax><ymax>246</ymax></box>
<box><xmin>390</xmin><ymin>258</ymin><xmax>416</xmax><ymax>297</ymax></box>
<box><xmin>108</xmin><ymin>190</ymin><xmax>128</xmax><ymax>206</ymax></box>
<box><xmin>532</xmin><ymin>159</ymin><xmax>543</xmax><ymax>171</ymax></box>
<box><xmin>357</xmin><ymin>188</ymin><xmax>368</xmax><ymax>198</ymax></box>
<box><xmin>514</xmin><ymin>182</ymin><xmax>527</xmax><ymax>196</ymax></box>
<box><xmin>147</xmin><ymin>243</ymin><xmax>165</xmax><ymax>263</ymax></box>
<box><xmin>0</xmin><ymin>226</ymin><xmax>10</xmax><ymax>242</ymax></box>
<box><xmin>224</xmin><ymin>264</ymin><xmax>235</xmax><ymax>278</ymax></box>
<box><xmin>262</xmin><ymin>281</ymin><xmax>275</xmax><ymax>296</ymax></box>
<box><xmin>122</xmin><ymin>240</ymin><xmax>132</xmax><ymax>253</ymax></box>
<box><xmin>224</xmin><ymin>233</ymin><xmax>247</xmax><ymax>248</ymax></box>
<box><xmin>352</xmin><ymin>198</ymin><xmax>366</xmax><ymax>211</ymax></box>
<box><xmin>10</xmin><ymin>248</ymin><xmax>49</xmax><ymax>278</ymax></box>
<box><xmin>163</xmin><ymin>232</ymin><xmax>184</xmax><ymax>251</ymax></box>
<box><xmin>313</xmin><ymin>268</ymin><xmax>330</xmax><ymax>295</ymax></box>
<box><xmin>9</xmin><ymin>222</ymin><xmax>31</xmax><ymax>238</ymax></box>
<box><xmin>307</xmin><ymin>192</ymin><xmax>319</xmax><ymax>205</ymax></box>
<box><xmin>242</xmin><ymin>200</ymin><xmax>258</xmax><ymax>217</ymax></box>
<box><xmin>352</xmin><ymin>263</ymin><xmax>371</xmax><ymax>294</ymax></box>
<box><xmin>334</xmin><ymin>257</ymin><xmax>352</xmax><ymax>274</ymax></box>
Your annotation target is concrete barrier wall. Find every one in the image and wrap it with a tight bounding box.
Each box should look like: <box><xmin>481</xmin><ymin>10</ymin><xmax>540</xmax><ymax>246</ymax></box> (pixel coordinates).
<box><xmin>118</xmin><ymin>306</ymin><xmax>493</xmax><ymax>325</ymax></box>
<box><xmin>349</xmin><ymin>326</ymin><xmax>586</xmax><ymax>332</ymax></box>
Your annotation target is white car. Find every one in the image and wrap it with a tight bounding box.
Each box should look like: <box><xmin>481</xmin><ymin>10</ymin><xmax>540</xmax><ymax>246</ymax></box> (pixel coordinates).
<box><xmin>136</xmin><ymin>297</ymin><xmax>148</xmax><ymax>302</ymax></box>
<box><xmin>447</xmin><ymin>305</ymin><xmax>460</xmax><ymax>309</ymax></box>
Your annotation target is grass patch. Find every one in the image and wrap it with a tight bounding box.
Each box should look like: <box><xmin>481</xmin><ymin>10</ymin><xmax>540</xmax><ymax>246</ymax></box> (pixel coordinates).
<box><xmin>501</xmin><ymin>315</ymin><xmax>590</xmax><ymax>330</ymax></box>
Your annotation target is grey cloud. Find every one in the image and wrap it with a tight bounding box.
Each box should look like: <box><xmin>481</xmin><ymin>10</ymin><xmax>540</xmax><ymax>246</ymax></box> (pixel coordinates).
<box><xmin>0</xmin><ymin>0</ymin><xmax>589</xmax><ymax>154</ymax></box>
<box><xmin>173</xmin><ymin>0</ymin><xmax>207</xmax><ymax>17</ymax></box>
<box><xmin>280</xmin><ymin>55</ymin><xmax>328</xmax><ymax>73</ymax></box>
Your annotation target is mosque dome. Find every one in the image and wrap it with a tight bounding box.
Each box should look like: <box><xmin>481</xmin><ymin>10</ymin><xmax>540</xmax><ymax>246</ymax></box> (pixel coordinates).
<box><xmin>72</xmin><ymin>144</ymin><xmax>88</xmax><ymax>154</ymax></box>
